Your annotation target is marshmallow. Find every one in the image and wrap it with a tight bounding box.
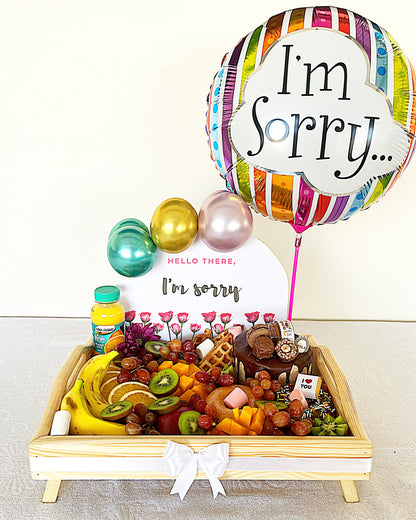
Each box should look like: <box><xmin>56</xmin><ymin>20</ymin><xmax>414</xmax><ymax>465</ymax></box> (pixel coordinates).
<box><xmin>50</xmin><ymin>410</ymin><xmax>71</xmax><ymax>435</ymax></box>
<box><xmin>195</xmin><ymin>338</ymin><xmax>215</xmax><ymax>359</ymax></box>
<box><xmin>289</xmin><ymin>388</ymin><xmax>308</xmax><ymax>409</ymax></box>
<box><xmin>223</xmin><ymin>387</ymin><xmax>249</xmax><ymax>409</ymax></box>
<box><xmin>228</xmin><ymin>326</ymin><xmax>243</xmax><ymax>339</ymax></box>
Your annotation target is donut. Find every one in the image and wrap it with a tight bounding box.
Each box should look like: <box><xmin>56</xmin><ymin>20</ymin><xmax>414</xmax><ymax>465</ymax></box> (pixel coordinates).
<box><xmin>206</xmin><ymin>385</ymin><xmax>256</xmax><ymax>420</ymax></box>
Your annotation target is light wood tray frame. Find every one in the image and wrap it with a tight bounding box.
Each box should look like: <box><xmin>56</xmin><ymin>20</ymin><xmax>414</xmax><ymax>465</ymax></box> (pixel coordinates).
<box><xmin>29</xmin><ymin>336</ymin><xmax>372</xmax><ymax>504</ymax></box>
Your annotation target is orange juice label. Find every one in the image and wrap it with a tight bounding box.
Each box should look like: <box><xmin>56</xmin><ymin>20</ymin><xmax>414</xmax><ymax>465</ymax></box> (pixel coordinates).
<box><xmin>92</xmin><ymin>322</ymin><xmax>124</xmax><ymax>355</ymax></box>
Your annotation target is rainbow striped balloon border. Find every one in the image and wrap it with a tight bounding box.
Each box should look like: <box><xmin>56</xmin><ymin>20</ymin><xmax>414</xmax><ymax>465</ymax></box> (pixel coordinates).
<box><xmin>207</xmin><ymin>6</ymin><xmax>416</xmax><ymax>226</ymax></box>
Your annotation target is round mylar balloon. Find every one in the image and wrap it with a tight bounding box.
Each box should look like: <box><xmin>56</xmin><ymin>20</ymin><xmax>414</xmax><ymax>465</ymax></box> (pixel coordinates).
<box><xmin>109</xmin><ymin>218</ymin><xmax>150</xmax><ymax>239</ymax></box>
<box><xmin>150</xmin><ymin>198</ymin><xmax>198</xmax><ymax>253</ymax></box>
<box><xmin>107</xmin><ymin>226</ymin><xmax>157</xmax><ymax>277</ymax></box>
<box><xmin>207</xmin><ymin>7</ymin><xmax>416</xmax><ymax>227</ymax></box>
<box><xmin>198</xmin><ymin>190</ymin><xmax>253</xmax><ymax>252</ymax></box>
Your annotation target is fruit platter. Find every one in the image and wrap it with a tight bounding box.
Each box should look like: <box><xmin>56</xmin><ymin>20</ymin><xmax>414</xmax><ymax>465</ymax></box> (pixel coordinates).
<box><xmin>29</xmin><ymin>318</ymin><xmax>372</xmax><ymax>504</ymax></box>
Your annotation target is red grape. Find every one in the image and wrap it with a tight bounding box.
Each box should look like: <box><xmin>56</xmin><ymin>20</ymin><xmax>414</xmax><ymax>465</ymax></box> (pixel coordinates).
<box><xmin>263</xmin><ymin>390</ymin><xmax>275</xmax><ymax>401</ymax></box>
<box><xmin>183</xmin><ymin>352</ymin><xmax>197</xmax><ymax>364</ymax></box>
<box><xmin>142</xmin><ymin>353</ymin><xmax>154</xmax><ymax>364</ymax></box>
<box><xmin>263</xmin><ymin>402</ymin><xmax>279</xmax><ymax>418</ymax></box>
<box><xmin>121</xmin><ymin>357</ymin><xmax>139</xmax><ymax>370</ymax></box>
<box><xmin>134</xmin><ymin>403</ymin><xmax>148</xmax><ymax>420</ymax></box>
<box><xmin>170</xmin><ymin>339</ymin><xmax>182</xmax><ymax>353</ymax></box>
<box><xmin>189</xmin><ymin>393</ymin><xmax>201</xmax><ymax>408</ymax></box>
<box><xmin>126</xmin><ymin>412</ymin><xmax>140</xmax><ymax>424</ymax></box>
<box><xmin>167</xmin><ymin>352</ymin><xmax>179</xmax><ymax>363</ymax></box>
<box><xmin>288</xmin><ymin>399</ymin><xmax>303</xmax><ymax>419</ymax></box>
<box><xmin>198</xmin><ymin>414</ymin><xmax>213</xmax><ymax>429</ymax></box>
<box><xmin>125</xmin><ymin>423</ymin><xmax>143</xmax><ymax>435</ymax></box>
<box><xmin>270</xmin><ymin>380</ymin><xmax>282</xmax><ymax>393</ymax></box>
<box><xmin>206</xmin><ymin>427</ymin><xmax>220</xmax><ymax>435</ymax></box>
<box><xmin>248</xmin><ymin>378</ymin><xmax>260</xmax><ymax>389</ymax></box>
<box><xmin>181</xmin><ymin>340</ymin><xmax>194</xmax><ymax>352</ymax></box>
<box><xmin>144</xmin><ymin>412</ymin><xmax>156</xmax><ymax>425</ymax></box>
<box><xmin>146</xmin><ymin>360</ymin><xmax>159</xmax><ymax>373</ymax></box>
<box><xmin>209</xmin><ymin>367</ymin><xmax>221</xmax><ymax>382</ymax></box>
<box><xmin>272</xmin><ymin>411</ymin><xmax>290</xmax><ymax>428</ymax></box>
<box><xmin>218</xmin><ymin>374</ymin><xmax>234</xmax><ymax>386</ymax></box>
<box><xmin>117</xmin><ymin>369</ymin><xmax>132</xmax><ymax>384</ymax></box>
<box><xmin>260</xmin><ymin>379</ymin><xmax>271</xmax><ymax>390</ymax></box>
<box><xmin>261</xmin><ymin>418</ymin><xmax>275</xmax><ymax>435</ymax></box>
<box><xmin>159</xmin><ymin>346</ymin><xmax>171</xmax><ymax>358</ymax></box>
<box><xmin>257</xmin><ymin>370</ymin><xmax>271</xmax><ymax>381</ymax></box>
<box><xmin>194</xmin><ymin>371</ymin><xmax>210</xmax><ymax>384</ymax></box>
<box><xmin>252</xmin><ymin>385</ymin><xmax>264</xmax><ymax>398</ymax></box>
<box><xmin>291</xmin><ymin>420</ymin><xmax>308</xmax><ymax>436</ymax></box>
<box><xmin>135</xmin><ymin>368</ymin><xmax>150</xmax><ymax>384</ymax></box>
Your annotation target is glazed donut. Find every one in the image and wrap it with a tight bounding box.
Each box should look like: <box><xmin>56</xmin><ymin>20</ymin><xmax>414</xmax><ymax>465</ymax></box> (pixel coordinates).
<box><xmin>206</xmin><ymin>385</ymin><xmax>256</xmax><ymax>420</ymax></box>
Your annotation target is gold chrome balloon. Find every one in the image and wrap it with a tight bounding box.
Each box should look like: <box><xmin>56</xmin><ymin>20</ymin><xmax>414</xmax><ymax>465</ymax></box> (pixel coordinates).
<box><xmin>150</xmin><ymin>198</ymin><xmax>198</xmax><ymax>253</ymax></box>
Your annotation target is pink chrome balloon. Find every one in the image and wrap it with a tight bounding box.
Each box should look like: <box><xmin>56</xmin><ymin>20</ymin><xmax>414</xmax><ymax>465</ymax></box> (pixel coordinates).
<box><xmin>198</xmin><ymin>191</ymin><xmax>253</xmax><ymax>252</ymax></box>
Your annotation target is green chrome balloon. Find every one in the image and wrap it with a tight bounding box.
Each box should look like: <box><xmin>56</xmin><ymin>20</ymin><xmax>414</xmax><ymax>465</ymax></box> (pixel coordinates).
<box><xmin>107</xmin><ymin>226</ymin><xmax>157</xmax><ymax>277</ymax></box>
<box><xmin>109</xmin><ymin>218</ymin><xmax>150</xmax><ymax>239</ymax></box>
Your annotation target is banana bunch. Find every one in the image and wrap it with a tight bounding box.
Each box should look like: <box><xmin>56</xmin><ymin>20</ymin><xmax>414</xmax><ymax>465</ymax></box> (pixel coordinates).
<box><xmin>78</xmin><ymin>350</ymin><xmax>118</xmax><ymax>417</ymax></box>
<box><xmin>61</xmin><ymin>378</ymin><xmax>126</xmax><ymax>435</ymax></box>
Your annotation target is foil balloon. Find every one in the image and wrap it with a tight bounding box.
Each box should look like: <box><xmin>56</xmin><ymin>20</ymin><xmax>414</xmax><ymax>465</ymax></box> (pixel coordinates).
<box><xmin>109</xmin><ymin>218</ymin><xmax>150</xmax><ymax>239</ymax></box>
<box><xmin>206</xmin><ymin>6</ymin><xmax>416</xmax><ymax>228</ymax></box>
<box><xmin>107</xmin><ymin>226</ymin><xmax>157</xmax><ymax>277</ymax></box>
<box><xmin>150</xmin><ymin>198</ymin><xmax>198</xmax><ymax>253</ymax></box>
<box><xmin>198</xmin><ymin>190</ymin><xmax>253</xmax><ymax>252</ymax></box>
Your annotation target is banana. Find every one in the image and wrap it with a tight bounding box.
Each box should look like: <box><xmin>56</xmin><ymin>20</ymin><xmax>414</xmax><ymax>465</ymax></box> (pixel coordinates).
<box><xmin>61</xmin><ymin>378</ymin><xmax>126</xmax><ymax>435</ymax></box>
<box><xmin>79</xmin><ymin>350</ymin><xmax>119</xmax><ymax>417</ymax></box>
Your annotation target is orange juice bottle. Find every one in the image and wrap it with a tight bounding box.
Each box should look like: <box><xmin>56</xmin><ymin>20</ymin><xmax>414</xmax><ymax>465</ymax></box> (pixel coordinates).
<box><xmin>91</xmin><ymin>286</ymin><xmax>125</xmax><ymax>355</ymax></box>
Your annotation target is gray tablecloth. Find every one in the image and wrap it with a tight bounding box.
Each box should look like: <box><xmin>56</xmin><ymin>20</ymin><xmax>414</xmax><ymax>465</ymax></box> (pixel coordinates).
<box><xmin>2</xmin><ymin>318</ymin><xmax>415</xmax><ymax>519</ymax></box>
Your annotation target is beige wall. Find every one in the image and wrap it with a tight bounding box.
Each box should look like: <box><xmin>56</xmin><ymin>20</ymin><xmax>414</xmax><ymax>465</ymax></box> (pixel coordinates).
<box><xmin>2</xmin><ymin>0</ymin><xmax>416</xmax><ymax>319</ymax></box>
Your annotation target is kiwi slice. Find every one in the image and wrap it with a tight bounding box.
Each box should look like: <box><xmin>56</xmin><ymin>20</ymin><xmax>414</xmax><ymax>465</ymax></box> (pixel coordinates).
<box><xmin>178</xmin><ymin>411</ymin><xmax>205</xmax><ymax>435</ymax></box>
<box><xmin>255</xmin><ymin>400</ymin><xmax>288</xmax><ymax>410</ymax></box>
<box><xmin>148</xmin><ymin>395</ymin><xmax>181</xmax><ymax>415</ymax></box>
<box><xmin>101</xmin><ymin>401</ymin><xmax>133</xmax><ymax>421</ymax></box>
<box><xmin>149</xmin><ymin>368</ymin><xmax>179</xmax><ymax>397</ymax></box>
<box><xmin>144</xmin><ymin>340</ymin><xmax>166</xmax><ymax>355</ymax></box>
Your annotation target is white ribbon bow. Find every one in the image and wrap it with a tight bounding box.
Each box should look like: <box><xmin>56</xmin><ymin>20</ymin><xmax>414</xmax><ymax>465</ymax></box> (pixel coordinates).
<box><xmin>163</xmin><ymin>440</ymin><xmax>229</xmax><ymax>500</ymax></box>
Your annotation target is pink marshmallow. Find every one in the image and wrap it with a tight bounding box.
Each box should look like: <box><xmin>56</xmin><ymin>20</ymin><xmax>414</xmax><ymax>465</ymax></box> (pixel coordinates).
<box><xmin>223</xmin><ymin>387</ymin><xmax>248</xmax><ymax>409</ymax></box>
<box><xmin>289</xmin><ymin>388</ymin><xmax>308</xmax><ymax>409</ymax></box>
<box><xmin>228</xmin><ymin>326</ymin><xmax>243</xmax><ymax>339</ymax></box>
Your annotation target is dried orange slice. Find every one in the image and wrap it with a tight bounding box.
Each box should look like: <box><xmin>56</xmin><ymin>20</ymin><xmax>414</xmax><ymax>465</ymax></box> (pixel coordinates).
<box><xmin>108</xmin><ymin>382</ymin><xmax>149</xmax><ymax>404</ymax></box>
<box><xmin>100</xmin><ymin>377</ymin><xmax>120</xmax><ymax>401</ymax></box>
<box><xmin>121</xmin><ymin>390</ymin><xmax>157</xmax><ymax>407</ymax></box>
<box><xmin>102</xmin><ymin>370</ymin><xmax>121</xmax><ymax>385</ymax></box>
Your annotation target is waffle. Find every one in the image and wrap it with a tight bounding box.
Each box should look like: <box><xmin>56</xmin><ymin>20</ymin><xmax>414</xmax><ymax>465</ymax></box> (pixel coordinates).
<box><xmin>199</xmin><ymin>331</ymin><xmax>234</xmax><ymax>372</ymax></box>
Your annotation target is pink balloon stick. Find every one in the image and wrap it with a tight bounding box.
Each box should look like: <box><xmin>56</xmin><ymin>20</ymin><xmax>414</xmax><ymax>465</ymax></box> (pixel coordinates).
<box><xmin>288</xmin><ymin>224</ymin><xmax>310</xmax><ymax>320</ymax></box>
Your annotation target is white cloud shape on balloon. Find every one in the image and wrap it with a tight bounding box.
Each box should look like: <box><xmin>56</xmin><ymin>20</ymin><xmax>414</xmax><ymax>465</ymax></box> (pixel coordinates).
<box><xmin>230</xmin><ymin>29</ymin><xmax>409</xmax><ymax>196</ymax></box>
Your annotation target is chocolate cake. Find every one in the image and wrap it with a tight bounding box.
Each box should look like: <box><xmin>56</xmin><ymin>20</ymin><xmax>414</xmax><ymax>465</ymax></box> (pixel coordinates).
<box><xmin>233</xmin><ymin>330</ymin><xmax>313</xmax><ymax>385</ymax></box>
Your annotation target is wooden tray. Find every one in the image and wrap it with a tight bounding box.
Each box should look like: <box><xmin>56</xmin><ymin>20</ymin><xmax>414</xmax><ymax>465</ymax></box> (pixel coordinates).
<box><xmin>29</xmin><ymin>336</ymin><xmax>372</xmax><ymax>503</ymax></box>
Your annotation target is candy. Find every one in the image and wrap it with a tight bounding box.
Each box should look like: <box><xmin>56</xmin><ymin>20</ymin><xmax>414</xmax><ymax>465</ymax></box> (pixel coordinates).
<box><xmin>223</xmin><ymin>386</ymin><xmax>249</xmax><ymax>409</ymax></box>
<box><xmin>195</xmin><ymin>338</ymin><xmax>214</xmax><ymax>359</ymax></box>
<box><xmin>252</xmin><ymin>336</ymin><xmax>275</xmax><ymax>359</ymax></box>
<box><xmin>294</xmin><ymin>374</ymin><xmax>322</xmax><ymax>400</ymax></box>
<box><xmin>275</xmin><ymin>338</ymin><xmax>298</xmax><ymax>362</ymax></box>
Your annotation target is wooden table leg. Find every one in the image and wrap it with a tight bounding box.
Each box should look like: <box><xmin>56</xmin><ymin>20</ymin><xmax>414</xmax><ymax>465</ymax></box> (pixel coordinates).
<box><xmin>340</xmin><ymin>480</ymin><xmax>359</xmax><ymax>503</ymax></box>
<box><xmin>42</xmin><ymin>479</ymin><xmax>62</xmax><ymax>503</ymax></box>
